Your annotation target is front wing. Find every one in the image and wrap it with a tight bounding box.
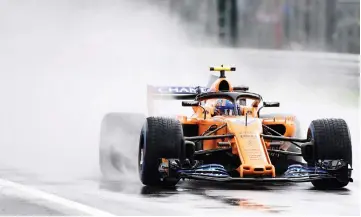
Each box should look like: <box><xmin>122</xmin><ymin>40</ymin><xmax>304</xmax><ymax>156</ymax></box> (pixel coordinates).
<box><xmin>179</xmin><ymin>174</ymin><xmax>332</xmax><ymax>183</ymax></box>
<box><xmin>159</xmin><ymin>160</ymin><xmax>352</xmax><ymax>183</ymax></box>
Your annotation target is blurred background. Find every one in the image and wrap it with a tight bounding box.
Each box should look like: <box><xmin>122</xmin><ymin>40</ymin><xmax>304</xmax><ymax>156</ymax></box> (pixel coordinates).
<box><xmin>152</xmin><ymin>0</ymin><xmax>360</xmax><ymax>54</ymax></box>
<box><xmin>0</xmin><ymin>0</ymin><xmax>359</xmax><ymax>215</ymax></box>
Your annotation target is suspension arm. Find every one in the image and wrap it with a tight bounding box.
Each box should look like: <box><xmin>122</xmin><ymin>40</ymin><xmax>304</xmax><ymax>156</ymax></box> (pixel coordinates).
<box><xmin>268</xmin><ymin>149</ymin><xmax>302</xmax><ymax>156</ymax></box>
<box><xmin>184</xmin><ymin>134</ymin><xmax>234</xmax><ymax>141</ymax></box>
<box><xmin>261</xmin><ymin>134</ymin><xmax>310</xmax><ymax>143</ymax></box>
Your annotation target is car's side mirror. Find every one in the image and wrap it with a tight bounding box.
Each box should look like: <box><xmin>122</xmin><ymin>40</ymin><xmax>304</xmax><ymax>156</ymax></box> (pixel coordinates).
<box><xmin>257</xmin><ymin>102</ymin><xmax>280</xmax><ymax>117</ymax></box>
<box><xmin>182</xmin><ymin>101</ymin><xmax>200</xmax><ymax>107</ymax></box>
<box><xmin>263</xmin><ymin>102</ymin><xmax>280</xmax><ymax>107</ymax></box>
<box><xmin>233</xmin><ymin>86</ymin><xmax>249</xmax><ymax>92</ymax></box>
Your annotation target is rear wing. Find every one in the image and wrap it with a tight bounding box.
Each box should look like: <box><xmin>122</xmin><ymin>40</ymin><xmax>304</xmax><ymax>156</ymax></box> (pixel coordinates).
<box><xmin>147</xmin><ymin>85</ymin><xmax>209</xmax><ymax>100</ymax></box>
<box><xmin>146</xmin><ymin>85</ymin><xmax>209</xmax><ymax>115</ymax></box>
<box><xmin>145</xmin><ymin>65</ymin><xmax>234</xmax><ymax>115</ymax></box>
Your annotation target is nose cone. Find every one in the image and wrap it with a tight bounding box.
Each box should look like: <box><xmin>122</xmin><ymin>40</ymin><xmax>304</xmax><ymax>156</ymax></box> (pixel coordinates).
<box><xmin>225</xmin><ymin>117</ymin><xmax>275</xmax><ymax>178</ymax></box>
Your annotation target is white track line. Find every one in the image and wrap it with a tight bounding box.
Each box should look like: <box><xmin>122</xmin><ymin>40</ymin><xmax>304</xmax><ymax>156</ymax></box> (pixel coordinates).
<box><xmin>0</xmin><ymin>178</ymin><xmax>116</xmax><ymax>216</ymax></box>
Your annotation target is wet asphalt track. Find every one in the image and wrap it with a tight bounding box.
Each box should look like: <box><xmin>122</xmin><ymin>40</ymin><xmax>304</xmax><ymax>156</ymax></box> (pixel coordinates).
<box><xmin>0</xmin><ymin>0</ymin><xmax>360</xmax><ymax>215</ymax></box>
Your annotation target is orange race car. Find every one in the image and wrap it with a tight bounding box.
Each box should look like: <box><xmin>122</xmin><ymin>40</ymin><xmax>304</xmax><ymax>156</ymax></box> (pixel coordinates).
<box><xmin>99</xmin><ymin>66</ymin><xmax>353</xmax><ymax>190</ymax></box>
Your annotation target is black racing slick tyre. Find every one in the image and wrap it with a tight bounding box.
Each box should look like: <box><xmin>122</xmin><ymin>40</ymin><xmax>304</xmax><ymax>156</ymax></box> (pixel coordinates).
<box><xmin>307</xmin><ymin>118</ymin><xmax>352</xmax><ymax>189</ymax></box>
<box><xmin>138</xmin><ymin>117</ymin><xmax>184</xmax><ymax>186</ymax></box>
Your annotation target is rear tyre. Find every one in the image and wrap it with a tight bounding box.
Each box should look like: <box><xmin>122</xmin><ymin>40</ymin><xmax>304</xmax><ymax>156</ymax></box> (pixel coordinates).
<box><xmin>307</xmin><ymin>118</ymin><xmax>352</xmax><ymax>189</ymax></box>
<box><xmin>139</xmin><ymin>117</ymin><xmax>184</xmax><ymax>186</ymax></box>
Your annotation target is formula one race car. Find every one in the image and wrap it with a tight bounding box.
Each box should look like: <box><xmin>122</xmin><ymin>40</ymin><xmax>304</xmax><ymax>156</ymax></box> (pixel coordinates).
<box><xmin>99</xmin><ymin>65</ymin><xmax>353</xmax><ymax>190</ymax></box>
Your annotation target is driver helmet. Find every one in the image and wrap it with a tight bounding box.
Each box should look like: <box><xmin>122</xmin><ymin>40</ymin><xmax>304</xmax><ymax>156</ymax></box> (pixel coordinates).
<box><xmin>215</xmin><ymin>99</ymin><xmax>235</xmax><ymax>115</ymax></box>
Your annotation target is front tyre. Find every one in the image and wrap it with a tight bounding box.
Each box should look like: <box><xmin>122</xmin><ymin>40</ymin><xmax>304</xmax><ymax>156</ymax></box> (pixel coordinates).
<box><xmin>307</xmin><ymin>118</ymin><xmax>352</xmax><ymax>189</ymax></box>
<box><xmin>138</xmin><ymin>117</ymin><xmax>184</xmax><ymax>186</ymax></box>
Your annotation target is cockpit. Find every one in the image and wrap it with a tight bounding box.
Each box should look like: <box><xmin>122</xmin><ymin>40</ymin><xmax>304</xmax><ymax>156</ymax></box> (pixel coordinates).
<box><xmin>190</xmin><ymin>91</ymin><xmax>263</xmax><ymax>118</ymax></box>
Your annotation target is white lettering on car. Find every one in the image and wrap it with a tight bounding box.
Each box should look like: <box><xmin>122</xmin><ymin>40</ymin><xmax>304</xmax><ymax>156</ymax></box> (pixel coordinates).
<box><xmin>156</xmin><ymin>86</ymin><xmax>209</xmax><ymax>94</ymax></box>
<box><xmin>189</xmin><ymin>87</ymin><xmax>197</xmax><ymax>93</ymax></box>
<box><xmin>179</xmin><ymin>87</ymin><xmax>190</xmax><ymax>93</ymax></box>
<box><xmin>168</xmin><ymin>87</ymin><xmax>179</xmax><ymax>92</ymax></box>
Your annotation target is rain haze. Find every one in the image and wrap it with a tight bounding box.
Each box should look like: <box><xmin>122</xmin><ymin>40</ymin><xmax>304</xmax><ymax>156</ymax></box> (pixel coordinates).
<box><xmin>0</xmin><ymin>0</ymin><xmax>359</xmax><ymax>215</ymax></box>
